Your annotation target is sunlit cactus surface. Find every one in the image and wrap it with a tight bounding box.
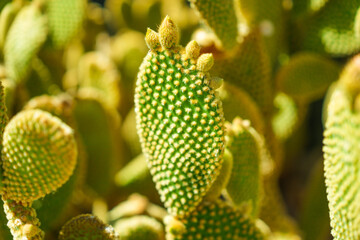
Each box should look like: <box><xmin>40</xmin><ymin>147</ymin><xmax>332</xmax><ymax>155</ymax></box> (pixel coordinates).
<box><xmin>0</xmin><ymin>0</ymin><xmax>360</xmax><ymax>239</ymax></box>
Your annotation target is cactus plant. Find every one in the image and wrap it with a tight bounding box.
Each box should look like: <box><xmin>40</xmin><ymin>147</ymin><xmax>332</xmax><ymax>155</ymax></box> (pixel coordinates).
<box><xmin>1</xmin><ymin>1</ymin><xmax>360</xmax><ymax>239</ymax></box>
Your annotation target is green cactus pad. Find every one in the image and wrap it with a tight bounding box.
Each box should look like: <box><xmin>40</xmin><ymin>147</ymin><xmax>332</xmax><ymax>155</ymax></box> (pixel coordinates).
<box><xmin>219</xmin><ymin>82</ymin><xmax>265</xmax><ymax>135</ymax></box>
<box><xmin>323</xmin><ymin>86</ymin><xmax>360</xmax><ymax>238</ymax></box>
<box><xmin>212</xmin><ymin>29</ymin><xmax>272</xmax><ymax>119</ymax></box>
<box><xmin>23</xmin><ymin>95</ymin><xmax>83</xmax><ymax>231</ymax></box>
<box><xmin>225</xmin><ymin>118</ymin><xmax>263</xmax><ymax>217</ymax></box>
<box><xmin>59</xmin><ymin>214</ymin><xmax>119</xmax><ymax>240</ymax></box>
<box><xmin>165</xmin><ymin>200</ymin><xmax>264</xmax><ymax>240</ymax></box>
<box><xmin>46</xmin><ymin>0</ymin><xmax>86</xmax><ymax>48</ymax></box>
<box><xmin>272</xmin><ymin>93</ymin><xmax>307</xmax><ymax>140</ymax></box>
<box><xmin>189</xmin><ymin>0</ymin><xmax>238</xmax><ymax>50</ymax></box>
<box><xmin>0</xmin><ymin>1</ymin><xmax>22</xmax><ymax>52</ymax></box>
<box><xmin>24</xmin><ymin>94</ymin><xmax>75</xmax><ymax>127</ymax></box>
<box><xmin>4</xmin><ymin>3</ymin><xmax>47</xmax><ymax>83</ymax></box>
<box><xmin>74</xmin><ymin>89</ymin><xmax>120</xmax><ymax>197</ymax></box>
<box><xmin>236</xmin><ymin>0</ymin><xmax>284</xmax><ymax>64</ymax></box>
<box><xmin>276</xmin><ymin>52</ymin><xmax>340</xmax><ymax>103</ymax></box>
<box><xmin>1</xmin><ymin>109</ymin><xmax>77</xmax><ymax>202</ymax></box>
<box><xmin>3</xmin><ymin>199</ymin><xmax>44</xmax><ymax>240</ymax></box>
<box><xmin>301</xmin><ymin>0</ymin><xmax>360</xmax><ymax>56</ymax></box>
<box><xmin>135</xmin><ymin>17</ymin><xmax>225</xmax><ymax>217</ymax></box>
<box><xmin>114</xmin><ymin>215</ymin><xmax>164</xmax><ymax>240</ymax></box>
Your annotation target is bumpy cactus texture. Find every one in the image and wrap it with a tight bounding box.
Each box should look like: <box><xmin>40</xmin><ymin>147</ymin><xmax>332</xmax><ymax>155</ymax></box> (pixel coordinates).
<box><xmin>135</xmin><ymin>16</ymin><xmax>225</xmax><ymax>217</ymax></box>
<box><xmin>165</xmin><ymin>200</ymin><xmax>264</xmax><ymax>240</ymax></box>
<box><xmin>3</xmin><ymin>199</ymin><xmax>44</xmax><ymax>240</ymax></box>
<box><xmin>59</xmin><ymin>214</ymin><xmax>119</xmax><ymax>240</ymax></box>
<box><xmin>1</xmin><ymin>109</ymin><xmax>77</xmax><ymax>202</ymax></box>
<box><xmin>2</xmin><ymin>0</ymin><xmax>360</xmax><ymax>239</ymax></box>
<box><xmin>323</xmin><ymin>56</ymin><xmax>360</xmax><ymax>240</ymax></box>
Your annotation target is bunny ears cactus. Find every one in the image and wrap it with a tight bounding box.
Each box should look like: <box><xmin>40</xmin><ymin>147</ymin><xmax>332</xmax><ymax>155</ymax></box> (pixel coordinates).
<box><xmin>135</xmin><ymin>16</ymin><xmax>225</xmax><ymax>217</ymax></box>
<box><xmin>323</xmin><ymin>54</ymin><xmax>360</xmax><ymax>239</ymax></box>
<box><xmin>1</xmin><ymin>109</ymin><xmax>77</xmax><ymax>202</ymax></box>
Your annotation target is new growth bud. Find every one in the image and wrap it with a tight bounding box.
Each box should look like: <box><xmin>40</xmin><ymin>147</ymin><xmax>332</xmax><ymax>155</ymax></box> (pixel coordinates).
<box><xmin>158</xmin><ymin>16</ymin><xmax>179</xmax><ymax>49</ymax></box>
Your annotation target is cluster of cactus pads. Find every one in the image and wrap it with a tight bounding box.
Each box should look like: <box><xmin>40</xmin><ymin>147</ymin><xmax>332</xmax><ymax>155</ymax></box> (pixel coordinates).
<box><xmin>0</xmin><ymin>0</ymin><xmax>360</xmax><ymax>239</ymax></box>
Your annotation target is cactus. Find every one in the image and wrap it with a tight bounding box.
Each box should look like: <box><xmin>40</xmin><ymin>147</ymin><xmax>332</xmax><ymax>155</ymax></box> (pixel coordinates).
<box><xmin>1</xmin><ymin>109</ymin><xmax>77</xmax><ymax>239</ymax></box>
<box><xmin>276</xmin><ymin>52</ymin><xmax>340</xmax><ymax>103</ymax></box>
<box><xmin>189</xmin><ymin>0</ymin><xmax>238</xmax><ymax>50</ymax></box>
<box><xmin>46</xmin><ymin>0</ymin><xmax>86</xmax><ymax>48</ymax></box>
<box><xmin>225</xmin><ymin>118</ymin><xmax>263</xmax><ymax>217</ymax></box>
<box><xmin>300</xmin><ymin>0</ymin><xmax>360</xmax><ymax>56</ymax></box>
<box><xmin>135</xmin><ymin>16</ymin><xmax>225</xmax><ymax>217</ymax></box>
<box><xmin>2</xmin><ymin>109</ymin><xmax>77</xmax><ymax>202</ymax></box>
<box><xmin>73</xmin><ymin>89</ymin><xmax>121</xmax><ymax>197</ymax></box>
<box><xmin>165</xmin><ymin>200</ymin><xmax>264</xmax><ymax>239</ymax></box>
<box><xmin>58</xmin><ymin>214</ymin><xmax>118</xmax><ymax>240</ymax></box>
<box><xmin>2</xmin><ymin>1</ymin><xmax>360</xmax><ymax>239</ymax></box>
<box><xmin>323</xmin><ymin>55</ymin><xmax>360</xmax><ymax>239</ymax></box>
<box><xmin>4</xmin><ymin>2</ymin><xmax>47</xmax><ymax>83</ymax></box>
<box><xmin>114</xmin><ymin>215</ymin><xmax>164</xmax><ymax>240</ymax></box>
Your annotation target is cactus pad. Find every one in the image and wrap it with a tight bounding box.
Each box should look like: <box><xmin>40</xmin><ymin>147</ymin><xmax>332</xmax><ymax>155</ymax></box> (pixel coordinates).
<box><xmin>165</xmin><ymin>200</ymin><xmax>264</xmax><ymax>240</ymax></box>
<box><xmin>276</xmin><ymin>53</ymin><xmax>340</xmax><ymax>103</ymax></box>
<box><xmin>225</xmin><ymin>118</ymin><xmax>263</xmax><ymax>216</ymax></box>
<box><xmin>190</xmin><ymin>0</ymin><xmax>238</xmax><ymax>50</ymax></box>
<box><xmin>323</xmin><ymin>56</ymin><xmax>360</xmax><ymax>239</ymax></box>
<box><xmin>301</xmin><ymin>0</ymin><xmax>360</xmax><ymax>56</ymax></box>
<box><xmin>212</xmin><ymin>29</ymin><xmax>272</xmax><ymax>119</ymax></box>
<box><xmin>115</xmin><ymin>215</ymin><xmax>164</xmax><ymax>240</ymax></box>
<box><xmin>4</xmin><ymin>3</ymin><xmax>47</xmax><ymax>83</ymax></box>
<box><xmin>135</xmin><ymin>17</ymin><xmax>225</xmax><ymax>217</ymax></box>
<box><xmin>59</xmin><ymin>214</ymin><xmax>119</xmax><ymax>240</ymax></box>
<box><xmin>1</xmin><ymin>109</ymin><xmax>77</xmax><ymax>202</ymax></box>
<box><xmin>46</xmin><ymin>0</ymin><xmax>86</xmax><ymax>48</ymax></box>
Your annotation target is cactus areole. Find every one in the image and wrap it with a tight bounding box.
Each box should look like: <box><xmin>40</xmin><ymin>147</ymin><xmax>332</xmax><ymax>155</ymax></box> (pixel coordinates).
<box><xmin>134</xmin><ymin>16</ymin><xmax>225</xmax><ymax>217</ymax></box>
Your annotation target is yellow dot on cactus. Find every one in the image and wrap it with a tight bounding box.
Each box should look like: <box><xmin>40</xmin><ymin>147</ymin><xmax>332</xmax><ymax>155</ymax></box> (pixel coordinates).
<box><xmin>158</xmin><ymin>16</ymin><xmax>179</xmax><ymax>49</ymax></box>
<box><xmin>2</xmin><ymin>109</ymin><xmax>77</xmax><ymax>202</ymax></box>
<box><xmin>145</xmin><ymin>28</ymin><xmax>160</xmax><ymax>50</ymax></box>
<box><xmin>197</xmin><ymin>53</ymin><xmax>214</xmax><ymax>72</ymax></box>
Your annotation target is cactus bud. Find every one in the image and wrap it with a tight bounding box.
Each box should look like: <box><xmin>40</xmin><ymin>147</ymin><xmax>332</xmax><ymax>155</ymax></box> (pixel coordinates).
<box><xmin>145</xmin><ymin>28</ymin><xmax>160</xmax><ymax>50</ymax></box>
<box><xmin>158</xmin><ymin>16</ymin><xmax>179</xmax><ymax>49</ymax></box>
<box><xmin>185</xmin><ymin>40</ymin><xmax>200</xmax><ymax>59</ymax></box>
<box><xmin>197</xmin><ymin>53</ymin><xmax>214</xmax><ymax>72</ymax></box>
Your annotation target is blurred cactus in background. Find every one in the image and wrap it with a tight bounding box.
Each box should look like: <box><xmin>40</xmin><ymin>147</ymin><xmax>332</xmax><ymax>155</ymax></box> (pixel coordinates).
<box><xmin>0</xmin><ymin>0</ymin><xmax>360</xmax><ymax>239</ymax></box>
